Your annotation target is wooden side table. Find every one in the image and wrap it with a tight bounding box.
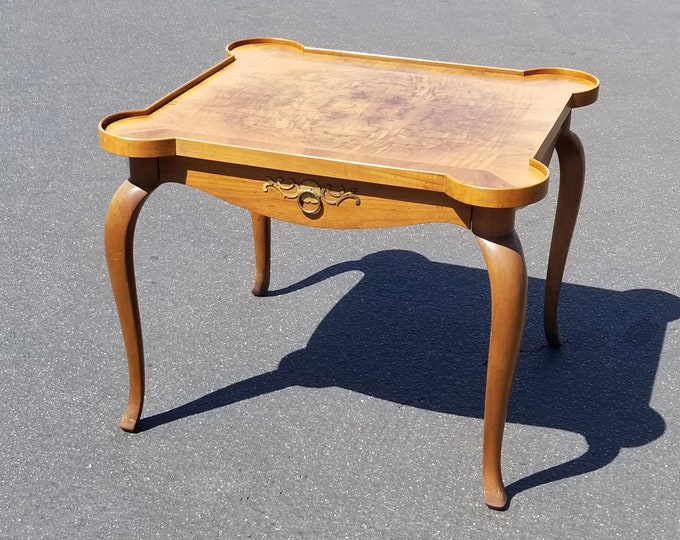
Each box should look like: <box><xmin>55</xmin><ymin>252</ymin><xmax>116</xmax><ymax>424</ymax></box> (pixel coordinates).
<box><xmin>99</xmin><ymin>38</ymin><xmax>598</xmax><ymax>509</ymax></box>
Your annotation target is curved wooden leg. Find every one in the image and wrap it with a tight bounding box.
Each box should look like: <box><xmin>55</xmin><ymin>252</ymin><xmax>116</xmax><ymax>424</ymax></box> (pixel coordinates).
<box><xmin>473</xmin><ymin>210</ymin><xmax>527</xmax><ymax>510</ymax></box>
<box><xmin>104</xmin><ymin>180</ymin><xmax>152</xmax><ymax>432</ymax></box>
<box><xmin>544</xmin><ymin>122</ymin><xmax>585</xmax><ymax>347</ymax></box>
<box><xmin>251</xmin><ymin>212</ymin><xmax>271</xmax><ymax>296</ymax></box>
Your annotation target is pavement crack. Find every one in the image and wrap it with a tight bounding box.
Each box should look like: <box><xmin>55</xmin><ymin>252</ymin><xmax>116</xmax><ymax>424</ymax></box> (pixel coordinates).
<box><xmin>521</xmin><ymin>338</ymin><xmax>570</xmax><ymax>354</ymax></box>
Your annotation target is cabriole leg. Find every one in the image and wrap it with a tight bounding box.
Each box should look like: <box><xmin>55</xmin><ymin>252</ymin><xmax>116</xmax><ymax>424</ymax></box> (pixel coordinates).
<box><xmin>251</xmin><ymin>212</ymin><xmax>271</xmax><ymax>296</ymax></box>
<box><xmin>104</xmin><ymin>179</ymin><xmax>152</xmax><ymax>432</ymax></box>
<box><xmin>544</xmin><ymin>118</ymin><xmax>586</xmax><ymax>347</ymax></box>
<box><xmin>473</xmin><ymin>208</ymin><xmax>527</xmax><ymax>510</ymax></box>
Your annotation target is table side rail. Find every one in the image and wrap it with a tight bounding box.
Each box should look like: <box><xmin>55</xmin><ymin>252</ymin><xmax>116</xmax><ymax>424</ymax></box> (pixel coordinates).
<box><xmin>154</xmin><ymin>156</ymin><xmax>471</xmax><ymax>229</ymax></box>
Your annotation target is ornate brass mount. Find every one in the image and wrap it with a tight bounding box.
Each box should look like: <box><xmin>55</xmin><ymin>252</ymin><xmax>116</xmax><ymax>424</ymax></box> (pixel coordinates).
<box><xmin>263</xmin><ymin>176</ymin><xmax>361</xmax><ymax>216</ymax></box>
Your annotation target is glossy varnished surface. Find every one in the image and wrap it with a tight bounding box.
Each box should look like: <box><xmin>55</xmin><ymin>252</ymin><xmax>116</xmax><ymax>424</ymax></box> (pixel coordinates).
<box><xmin>99</xmin><ymin>38</ymin><xmax>598</xmax><ymax>510</ymax></box>
<box><xmin>99</xmin><ymin>38</ymin><xmax>598</xmax><ymax>208</ymax></box>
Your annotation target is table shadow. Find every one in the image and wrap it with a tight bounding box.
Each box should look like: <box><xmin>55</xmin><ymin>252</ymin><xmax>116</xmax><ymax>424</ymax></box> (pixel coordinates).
<box><xmin>137</xmin><ymin>250</ymin><xmax>679</xmax><ymax>506</ymax></box>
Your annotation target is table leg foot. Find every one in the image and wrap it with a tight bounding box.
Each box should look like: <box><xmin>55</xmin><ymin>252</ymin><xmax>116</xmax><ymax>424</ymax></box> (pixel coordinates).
<box><xmin>544</xmin><ymin>121</ymin><xmax>585</xmax><ymax>347</ymax></box>
<box><xmin>474</xmin><ymin>217</ymin><xmax>527</xmax><ymax>510</ymax></box>
<box><xmin>251</xmin><ymin>212</ymin><xmax>271</xmax><ymax>296</ymax></box>
<box><xmin>105</xmin><ymin>179</ymin><xmax>152</xmax><ymax>432</ymax></box>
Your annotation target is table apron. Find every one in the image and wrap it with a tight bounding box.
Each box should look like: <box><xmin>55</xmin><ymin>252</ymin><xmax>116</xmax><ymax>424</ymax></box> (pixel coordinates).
<box><xmin>153</xmin><ymin>156</ymin><xmax>471</xmax><ymax>230</ymax></box>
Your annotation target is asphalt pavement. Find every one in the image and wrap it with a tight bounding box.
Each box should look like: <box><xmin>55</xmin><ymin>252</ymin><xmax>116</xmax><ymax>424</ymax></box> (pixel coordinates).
<box><xmin>1</xmin><ymin>1</ymin><xmax>679</xmax><ymax>538</ymax></box>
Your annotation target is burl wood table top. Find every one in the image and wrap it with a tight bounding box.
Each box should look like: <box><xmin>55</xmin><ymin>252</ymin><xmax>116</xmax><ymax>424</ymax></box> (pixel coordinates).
<box><xmin>99</xmin><ymin>38</ymin><xmax>598</xmax><ymax>208</ymax></box>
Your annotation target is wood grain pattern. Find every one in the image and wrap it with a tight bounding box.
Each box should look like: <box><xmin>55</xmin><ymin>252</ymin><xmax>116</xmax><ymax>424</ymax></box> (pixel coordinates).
<box><xmin>99</xmin><ymin>38</ymin><xmax>598</xmax><ymax>208</ymax></box>
<box><xmin>158</xmin><ymin>157</ymin><xmax>471</xmax><ymax>229</ymax></box>
<box><xmin>99</xmin><ymin>39</ymin><xmax>598</xmax><ymax>509</ymax></box>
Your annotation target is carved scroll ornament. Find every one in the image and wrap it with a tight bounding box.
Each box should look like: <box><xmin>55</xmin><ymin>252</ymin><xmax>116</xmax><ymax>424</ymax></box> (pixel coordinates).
<box><xmin>263</xmin><ymin>176</ymin><xmax>360</xmax><ymax>216</ymax></box>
